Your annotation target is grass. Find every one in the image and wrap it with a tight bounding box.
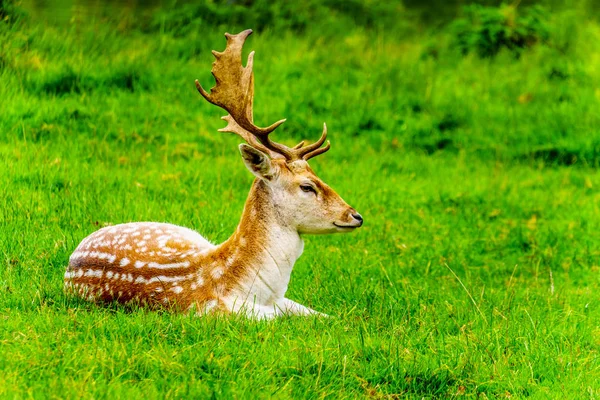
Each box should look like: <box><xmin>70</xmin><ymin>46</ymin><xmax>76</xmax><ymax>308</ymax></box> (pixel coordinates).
<box><xmin>1</xmin><ymin>1</ymin><xmax>600</xmax><ymax>397</ymax></box>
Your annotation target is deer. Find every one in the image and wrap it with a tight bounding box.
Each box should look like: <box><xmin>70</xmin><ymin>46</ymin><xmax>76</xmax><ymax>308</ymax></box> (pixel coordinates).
<box><xmin>63</xmin><ymin>29</ymin><xmax>363</xmax><ymax>319</ymax></box>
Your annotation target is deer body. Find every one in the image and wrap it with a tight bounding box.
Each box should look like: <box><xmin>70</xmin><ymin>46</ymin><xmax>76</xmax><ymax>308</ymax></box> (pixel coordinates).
<box><xmin>67</xmin><ymin>220</ymin><xmax>303</xmax><ymax>318</ymax></box>
<box><xmin>64</xmin><ymin>30</ymin><xmax>362</xmax><ymax>318</ymax></box>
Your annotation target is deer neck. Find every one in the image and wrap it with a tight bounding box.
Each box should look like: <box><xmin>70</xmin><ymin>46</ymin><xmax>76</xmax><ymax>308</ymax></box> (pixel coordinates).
<box><xmin>217</xmin><ymin>179</ymin><xmax>304</xmax><ymax>305</ymax></box>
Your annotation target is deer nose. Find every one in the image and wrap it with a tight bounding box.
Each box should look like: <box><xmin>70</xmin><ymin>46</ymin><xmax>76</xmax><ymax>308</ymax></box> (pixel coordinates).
<box><xmin>351</xmin><ymin>213</ymin><xmax>363</xmax><ymax>226</ymax></box>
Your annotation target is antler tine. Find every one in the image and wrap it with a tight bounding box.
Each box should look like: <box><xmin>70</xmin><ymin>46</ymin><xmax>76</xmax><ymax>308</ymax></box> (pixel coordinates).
<box><xmin>295</xmin><ymin>123</ymin><xmax>328</xmax><ymax>159</ymax></box>
<box><xmin>217</xmin><ymin>115</ymin><xmax>282</xmax><ymax>157</ymax></box>
<box><xmin>292</xmin><ymin>141</ymin><xmax>305</xmax><ymax>149</ymax></box>
<box><xmin>303</xmin><ymin>141</ymin><xmax>331</xmax><ymax>160</ymax></box>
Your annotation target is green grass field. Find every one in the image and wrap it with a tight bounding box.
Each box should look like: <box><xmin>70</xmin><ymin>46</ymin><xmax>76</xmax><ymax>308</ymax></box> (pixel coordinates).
<box><xmin>1</xmin><ymin>1</ymin><xmax>600</xmax><ymax>398</ymax></box>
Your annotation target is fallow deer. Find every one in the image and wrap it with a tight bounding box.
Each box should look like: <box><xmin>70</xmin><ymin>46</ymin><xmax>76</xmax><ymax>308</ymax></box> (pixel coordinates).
<box><xmin>64</xmin><ymin>29</ymin><xmax>363</xmax><ymax>319</ymax></box>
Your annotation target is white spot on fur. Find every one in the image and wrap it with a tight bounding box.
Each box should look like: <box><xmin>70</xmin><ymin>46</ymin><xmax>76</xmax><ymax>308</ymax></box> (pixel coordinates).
<box><xmin>170</xmin><ymin>286</ymin><xmax>183</xmax><ymax>294</ymax></box>
<box><xmin>140</xmin><ymin>274</ymin><xmax>193</xmax><ymax>285</ymax></box>
<box><xmin>135</xmin><ymin>276</ymin><xmax>147</xmax><ymax>284</ymax></box>
<box><xmin>120</xmin><ymin>258</ymin><xmax>130</xmax><ymax>267</ymax></box>
<box><xmin>211</xmin><ymin>267</ymin><xmax>224</xmax><ymax>280</ymax></box>
<box><xmin>84</xmin><ymin>269</ymin><xmax>103</xmax><ymax>279</ymax></box>
<box><xmin>144</xmin><ymin>261</ymin><xmax>190</xmax><ymax>270</ymax></box>
<box><xmin>134</xmin><ymin>261</ymin><xmax>146</xmax><ymax>268</ymax></box>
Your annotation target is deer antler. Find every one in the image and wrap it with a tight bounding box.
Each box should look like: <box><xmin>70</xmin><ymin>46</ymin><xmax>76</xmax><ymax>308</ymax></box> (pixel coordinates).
<box><xmin>196</xmin><ymin>29</ymin><xmax>330</xmax><ymax>162</ymax></box>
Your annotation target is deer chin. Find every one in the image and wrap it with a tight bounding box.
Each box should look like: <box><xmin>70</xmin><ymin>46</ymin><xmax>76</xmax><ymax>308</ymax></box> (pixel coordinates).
<box><xmin>333</xmin><ymin>222</ymin><xmax>360</xmax><ymax>232</ymax></box>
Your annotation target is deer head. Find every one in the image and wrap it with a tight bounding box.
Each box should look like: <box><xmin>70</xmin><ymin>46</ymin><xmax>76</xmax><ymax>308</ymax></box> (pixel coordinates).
<box><xmin>196</xmin><ymin>29</ymin><xmax>363</xmax><ymax>234</ymax></box>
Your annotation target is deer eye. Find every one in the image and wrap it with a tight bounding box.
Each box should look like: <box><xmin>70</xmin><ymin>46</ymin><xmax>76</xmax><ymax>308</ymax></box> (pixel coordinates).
<box><xmin>300</xmin><ymin>184</ymin><xmax>317</xmax><ymax>194</ymax></box>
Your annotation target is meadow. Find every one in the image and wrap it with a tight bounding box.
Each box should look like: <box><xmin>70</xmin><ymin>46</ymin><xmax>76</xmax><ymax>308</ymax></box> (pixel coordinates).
<box><xmin>1</xmin><ymin>0</ymin><xmax>600</xmax><ymax>398</ymax></box>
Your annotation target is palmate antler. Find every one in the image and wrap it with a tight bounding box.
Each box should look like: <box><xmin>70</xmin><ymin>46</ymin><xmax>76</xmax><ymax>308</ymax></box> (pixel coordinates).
<box><xmin>195</xmin><ymin>29</ymin><xmax>330</xmax><ymax>161</ymax></box>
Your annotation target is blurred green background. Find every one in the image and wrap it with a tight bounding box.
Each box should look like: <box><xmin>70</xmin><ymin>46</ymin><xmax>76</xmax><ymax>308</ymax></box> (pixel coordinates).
<box><xmin>1</xmin><ymin>0</ymin><xmax>600</xmax><ymax>398</ymax></box>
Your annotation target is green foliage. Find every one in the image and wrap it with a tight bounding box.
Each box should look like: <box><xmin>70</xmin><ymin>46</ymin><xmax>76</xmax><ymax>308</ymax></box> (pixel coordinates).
<box><xmin>27</xmin><ymin>65</ymin><xmax>152</xmax><ymax>95</ymax></box>
<box><xmin>1</xmin><ymin>0</ymin><xmax>600</xmax><ymax>398</ymax></box>
<box><xmin>450</xmin><ymin>3</ymin><xmax>550</xmax><ymax>57</ymax></box>
<box><xmin>148</xmin><ymin>0</ymin><xmax>407</xmax><ymax>37</ymax></box>
<box><xmin>148</xmin><ymin>0</ymin><xmax>323</xmax><ymax>36</ymax></box>
<box><xmin>0</xmin><ymin>0</ymin><xmax>24</xmax><ymax>25</ymax></box>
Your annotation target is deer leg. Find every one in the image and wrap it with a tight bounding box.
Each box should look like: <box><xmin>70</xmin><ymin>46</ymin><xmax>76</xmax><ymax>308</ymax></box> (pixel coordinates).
<box><xmin>276</xmin><ymin>298</ymin><xmax>328</xmax><ymax>317</ymax></box>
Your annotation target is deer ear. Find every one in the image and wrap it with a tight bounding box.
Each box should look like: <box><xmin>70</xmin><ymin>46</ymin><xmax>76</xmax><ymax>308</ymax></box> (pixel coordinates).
<box><xmin>239</xmin><ymin>144</ymin><xmax>276</xmax><ymax>180</ymax></box>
